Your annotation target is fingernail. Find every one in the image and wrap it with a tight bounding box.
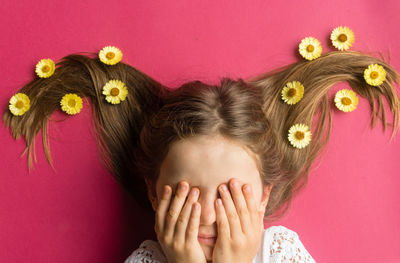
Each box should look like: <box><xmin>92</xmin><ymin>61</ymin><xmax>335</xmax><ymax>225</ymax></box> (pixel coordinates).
<box><xmin>179</xmin><ymin>182</ymin><xmax>187</xmax><ymax>191</ymax></box>
<box><xmin>231</xmin><ymin>180</ymin><xmax>238</xmax><ymax>188</ymax></box>
<box><xmin>164</xmin><ymin>185</ymin><xmax>170</xmax><ymax>195</ymax></box>
<box><xmin>220</xmin><ymin>185</ymin><xmax>227</xmax><ymax>192</ymax></box>
<box><xmin>244</xmin><ymin>185</ymin><xmax>250</xmax><ymax>193</ymax></box>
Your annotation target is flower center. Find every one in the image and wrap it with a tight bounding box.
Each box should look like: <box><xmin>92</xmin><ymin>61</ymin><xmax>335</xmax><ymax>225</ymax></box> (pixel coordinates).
<box><xmin>306</xmin><ymin>45</ymin><xmax>314</xmax><ymax>52</ymax></box>
<box><xmin>106</xmin><ymin>52</ymin><xmax>115</xmax><ymax>60</ymax></box>
<box><xmin>42</xmin><ymin>65</ymin><xmax>50</xmax><ymax>73</ymax></box>
<box><xmin>287</xmin><ymin>88</ymin><xmax>297</xmax><ymax>97</ymax></box>
<box><xmin>338</xmin><ymin>34</ymin><xmax>348</xmax><ymax>42</ymax></box>
<box><xmin>341</xmin><ymin>97</ymin><xmax>352</xmax><ymax>106</ymax></box>
<box><xmin>15</xmin><ymin>100</ymin><xmax>24</xmax><ymax>109</ymax></box>
<box><xmin>295</xmin><ymin>131</ymin><xmax>305</xmax><ymax>140</ymax></box>
<box><xmin>68</xmin><ymin>99</ymin><xmax>76</xmax><ymax>107</ymax></box>
<box><xmin>110</xmin><ymin>88</ymin><xmax>120</xmax><ymax>96</ymax></box>
<box><xmin>370</xmin><ymin>71</ymin><xmax>379</xmax><ymax>79</ymax></box>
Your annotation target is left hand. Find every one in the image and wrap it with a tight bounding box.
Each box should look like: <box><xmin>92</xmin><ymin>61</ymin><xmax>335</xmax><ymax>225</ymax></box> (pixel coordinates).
<box><xmin>212</xmin><ymin>178</ymin><xmax>265</xmax><ymax>263</ymax></box>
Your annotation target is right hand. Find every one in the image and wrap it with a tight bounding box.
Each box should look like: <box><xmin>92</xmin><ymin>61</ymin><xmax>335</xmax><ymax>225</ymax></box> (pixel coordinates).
<box><xmin>155</xmin><ymin>180</ymin><xmax>207</xmax><ymax>263</ymax></box>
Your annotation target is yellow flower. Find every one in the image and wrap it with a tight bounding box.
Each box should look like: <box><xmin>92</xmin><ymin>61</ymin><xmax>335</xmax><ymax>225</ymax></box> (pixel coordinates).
<box><xmin>102</xmin><ymin>79</ymin><xmax>128</xmax><ymax>104</ymax></box>
<box><xmin>35</xmin><ymin>58</ymin><xmax>55</xmax><ymax>78</ymax></box>
<box><xmin>334</xmin><ymin>89</ymin><xmax>359</xmax><ymax>112</ymax></box>
<box><xmin>9</xmin><ymin>93</ymin><xmax>30</xmax><ymax>116</ymax></box>
<box><xmin>288</xmin><ymin>123</ymin><xmax>312</xmax><ymax>149</ymax></box>
<box><xmin>281</xmin><ymin>81</ymin><xmax>305</xmax><ymax>105</ymax></box>
<box><xmin>298</xmin><ymin>37</ymin><xmax>322</xmax><ymax>60</ymax></box>
<box><xmin>330</xmin><ymin>26</ymin><xmax>355</xmax><ymax>51</ymax></box>
<box><xmin>99</xmin><ymin>46</ymin><xmax>123</xmax><ymax>65</ymax></box>
<box><xmin>364</xmin><ymin>64</ymin><xmax>386</xmax><ymax>86</ymax></box>
<box><xmin>60</xmin><ymin>94</ymin><xmax>83</xmax><ymax>115</ymax></box>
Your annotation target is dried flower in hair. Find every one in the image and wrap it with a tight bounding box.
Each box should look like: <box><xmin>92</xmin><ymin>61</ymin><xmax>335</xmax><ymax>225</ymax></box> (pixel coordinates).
<box><xmin>334</xmin><ymin>89</ymin><xmax>359</xmax><ymax>112</ymax></box>
<box><xmin>298</xmin><ymin>37</ymin><xmax>322</xmax><ymax>60</ymax></box>
<box><xmin>330</xmin><ymin>26</ymin><xmax>355</xmax><ymax>51</ymax></box>
<box><xmin>288</xmin><ymin>123</ymin><xmax>312</xmax><ymax>149</ymax></box>
<box><xmin>9</xmin><ymin>93</ymin><xmax>30</xmax><ymax>116</ymax></box>
<box><xmin>364</xmin><ymin>64</ymin><xmax>386</xmax><ymax>86</ymax></box>
<box><xmin>281</xmin><ymin>81</ymin><xmax>304</xmax><ymax>105</ymax></box>
<box><xmin>60</xmin><ymin>94</ymin><xmax>83</xmax><ymax>115</ymax></box>
<box><xmin>99</xmin><ymin>46</ymin><xmax>123</xmax><ymax>65</ymax></box>
<box><xmin>102</xmin><ymin>79</ymin><xmax>128</xmax><ymax>104</ymax></box>
<box><xmin>35</xmin><ymin>58</ymin><xmax>55</xmax><ymax>78</ymax></box>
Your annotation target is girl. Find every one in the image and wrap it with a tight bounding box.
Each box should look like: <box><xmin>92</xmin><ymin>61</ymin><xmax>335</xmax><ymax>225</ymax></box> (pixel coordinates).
<box><xmin>3</xmin><ymin>46</ymin><xmax>400</xmax><ymax>262</ymax></box>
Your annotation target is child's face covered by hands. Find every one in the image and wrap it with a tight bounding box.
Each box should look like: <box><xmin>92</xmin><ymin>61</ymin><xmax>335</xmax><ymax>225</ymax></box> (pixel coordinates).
<box><xmin>151</xmin><ymin>134</ymin><xmax>272</xmax><ymax>261</ymax></box>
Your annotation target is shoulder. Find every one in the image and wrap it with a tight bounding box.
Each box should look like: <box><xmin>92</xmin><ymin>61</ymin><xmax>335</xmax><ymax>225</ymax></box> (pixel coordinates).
<box><xmin>258</xmin><ymin>225</ymin><xmax>316</xmax><ymax>263</ymax></box>
<box><xmin>124</xmin><ymin>240</ymin><xmax>166</xmax><ymax>263</ymax></box>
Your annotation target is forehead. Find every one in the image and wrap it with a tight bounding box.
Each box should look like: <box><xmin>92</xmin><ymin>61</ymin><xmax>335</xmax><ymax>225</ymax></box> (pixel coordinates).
<box><xmin>157</xmin><ymin>135</ymin><xmax>261</xmax><ymax>191</ymax></box>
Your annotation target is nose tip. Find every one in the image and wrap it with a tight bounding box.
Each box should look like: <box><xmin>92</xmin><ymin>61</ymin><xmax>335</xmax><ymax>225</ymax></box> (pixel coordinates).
<box><xmin>198</xmin><ymin>198</ymin><xmax>216</xmax><ymax>225</ymax></box>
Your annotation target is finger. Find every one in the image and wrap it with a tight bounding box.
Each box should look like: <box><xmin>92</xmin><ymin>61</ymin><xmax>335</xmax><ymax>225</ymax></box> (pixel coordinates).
<box><xmin>164</xmin><ymin>181</ymin><xmax>190</xmax><ymax>241</ymax></box>
<box><xmin>155</xmin><ymin>184</ymin><xmax>172</xmax><ymax>236</ymax></box>
<box><xmin>242</xmin><ymin>183</ymin><xmax>259</xmax><ymax>226</ymax></box>
<box><xmin>229</xmin><ymin>179</ymin><xmax>252</xmax><ymax>235</ymax></box>
<box><xmin>218</xmin><ymin>183</ymin><xmax>242</xmax><ymax>238</ymax></box>
<box><xmin>215</xmin><ymin>198</ymin><xmax>230</xmax><ymax>243</ymax></box>
<box><xmin>174</xmin><ymin>187</ymin><xmax>199</xmax><ymax>243</ymax></box>
<box><xmin>186</xmin><ymin>201</ymin><xmax>201</xmax><ymax>243</ymax></box>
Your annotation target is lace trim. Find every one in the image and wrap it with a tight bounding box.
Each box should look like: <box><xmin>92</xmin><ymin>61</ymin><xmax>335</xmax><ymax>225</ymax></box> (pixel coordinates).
<box><xmin>266</xmin><ymin>226</ymin><xmax>315</xmax><ymax>263</ymax></box>
<box><xmin>124</xmin><ymin>240</ymin><xmax>166</xmax><ymax>263</ymax></box>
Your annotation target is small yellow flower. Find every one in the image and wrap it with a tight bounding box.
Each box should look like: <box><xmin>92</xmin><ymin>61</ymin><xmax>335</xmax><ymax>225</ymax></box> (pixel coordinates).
<box><xmin>334</xmin><ymin>89</ymin><xmax>359</xmax><ymax>112</ymax></box>
<box><xmin>298</xmin><ymin>37</ymin><xmax>322</xmax><ymax>60</ymax></box>
<box><xmin>35</xmin><ymin>58</ymin><xmax>55</xmax><ymax>78</ymax></box>
<box><xmin>9</xmin><ymin>93</ymin><xmax>30</xmax><ymax>116</ymax></box>
<box><xmin>364</xmin><ymin>64</ymin><xmax>386</xmax><ymax>86</ymax></box>
<box><xmin>102</xmin><ymin>79</ymin><xmax>128</xmax><ymax>104</ymax></box>
<box><xmin>99</xmin><ymin>46</ymin><xmax>123</xmax><ymax>65</ymax></box>
<box><xmin>281</xmin><ymin>81</ymin><xmax>305</xmax><ymax>105</ymax></box>
<box><xmin>330</xmin><ymin>26</ymin><xmax>355</xmax><ymax>51</ymax></box>
<box><xmin>60</xmin><ymin>94</ymin><xmax>83</xmax><ymax>115</ymax></box>
<box><xmin>288</xmin><ymin>123</ymin><xmax>312</xmax><ymax>149</ymax></box>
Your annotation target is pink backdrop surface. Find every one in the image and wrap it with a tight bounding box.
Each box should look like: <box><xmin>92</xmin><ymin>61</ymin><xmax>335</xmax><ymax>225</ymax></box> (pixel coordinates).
<box><xmin>1</xmin><ymin>0</ymin><xmax>400</xmax><ymax>262</ymax></box>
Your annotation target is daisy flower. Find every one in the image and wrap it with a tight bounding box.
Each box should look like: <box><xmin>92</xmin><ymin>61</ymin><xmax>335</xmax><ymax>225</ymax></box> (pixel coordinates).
<box><xmin>99</xmin><ymin>46</ymin><xmax>123</xmax><ymax>65</ymax></box>
<box><xmin>281</xmin><ymin>81</ymin><xmax>305</xmax><ymax>105</ymax></box>
<box><xmin>330</xmin><ymin>26</ymin><xmax>355</xmax><ymax>51</ymax></box>
<box><xmin>60</xmin><ymin>94</ymin><xmax>83</xmax><ymax>115</ymax></box>
<box><xmin>35</xmin><ymin>58</ymin><xmax>55</xmax><ymax>78</ymax></box>
<box><xmin>102</xmin><ymin>79</ymin><xmax>128</xmax><ymax>104</ymax></box>
<box><xmin>288</xmin><ymin>123</ymin><xmax>312</xmax><ymax>149</ymax></box>
<box><xmin>298</xmin><ymin>37</ymin><xmax>322</xmax><ymax>60</ymax></box>
<box><xmin>334</xmin><ymin>89</ymin><xmax>359</xmax><ymax>112</ymax></box>
<box><xmin>9</xmin><ymin>93</ymin><xmax>30</xmax><ymax>116</ymax></box>
<box><xmin>364</xmin><ymin>64</ymin><xmax>387</xmax><ymax>86</ymax></box>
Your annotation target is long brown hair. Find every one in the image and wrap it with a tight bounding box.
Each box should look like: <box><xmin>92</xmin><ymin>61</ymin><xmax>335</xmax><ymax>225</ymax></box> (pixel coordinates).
<box><xmin>3</xmin><ymin>50</ymin><xmax>400</xmax><ymax>223</ymax></box>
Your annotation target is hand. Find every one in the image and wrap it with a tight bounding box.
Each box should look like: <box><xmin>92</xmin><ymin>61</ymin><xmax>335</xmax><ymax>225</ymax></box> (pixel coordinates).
<box><xmin>155</xmin><ymin>180</ymin><xmax>207</xmax><ymax>263</ymax></box>
<box><xmin>212</xmin><ymin>178</ymin><xmax>265</xmax><ymax>263</ymax></box>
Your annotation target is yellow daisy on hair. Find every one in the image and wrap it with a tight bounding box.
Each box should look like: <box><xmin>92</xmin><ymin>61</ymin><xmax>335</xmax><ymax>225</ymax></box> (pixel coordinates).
<box><xmin>9</xmin><ymin>93</ymin><xmax>30</xmax><ymax>116</ymax></box>
<box><xmin>60</xmin><ymin>94</ymin><xmax>83</xmax><ymax>115</ymax></box>
<box><xmin>298</xmin><ymin>37</ymin><xmax>322</xmax><ymax>60</ymax></box>
<box><xmin>330</xmin><ymin>26</ymin><xmax>355</xmax><ymax>51</ymax></box>
<box><xmin>35</xmin><ymin>58</ymin><xmax>55</xmax><ymax>78</ymax></box>
<box><xmin>334</xmin><ymin>89</ymin><xmax>359</xmax><ymax>113</ymax></box>
<box><xmin>288</xmin><ymin>123</ymin><xmax>312</xmax><ymax>149</ymax></box>
<box><xmin>99</xmin><ymin>46</ymin><xmax>123</xmax><ymax>65</ymax></box>
<box><xmin>102</xmin><ymin>79</ymin><xmax>128</xmax><ymax>104</ymax></box>
<box><xmin>281</xmin><ymin>81</ymin><xmax>305</xmax><ymax>105</ymax></box>
<box><xmin>364</xmin><ymin>64</ymin><xmax>386</xmax><ymax>86</ymax></box>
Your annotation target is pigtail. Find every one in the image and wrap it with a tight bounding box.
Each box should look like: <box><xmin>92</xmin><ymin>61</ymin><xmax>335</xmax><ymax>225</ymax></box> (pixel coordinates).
<box><xmin>3</xmin><ymin>51</ymin><xmax>167</xmax><ymax>198</ymax></box>
<box><xmin>248</xmin><ymin>50</ymin><xmax>400</xmax><ymax>184</ymax></box>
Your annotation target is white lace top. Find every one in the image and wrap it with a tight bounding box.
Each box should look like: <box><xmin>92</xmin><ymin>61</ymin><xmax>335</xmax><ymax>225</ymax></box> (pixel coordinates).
<box><xmin>124</xmin><ymin>225</ymin><xmax>316</xmax><ymax>263</ymax></box>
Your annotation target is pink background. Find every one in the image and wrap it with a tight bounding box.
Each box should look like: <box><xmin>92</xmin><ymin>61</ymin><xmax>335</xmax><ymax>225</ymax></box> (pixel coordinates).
<box><xmin>1</xmin><ymin>0</ymin><xmax>400</xmax><ymax>262</ymax></box>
